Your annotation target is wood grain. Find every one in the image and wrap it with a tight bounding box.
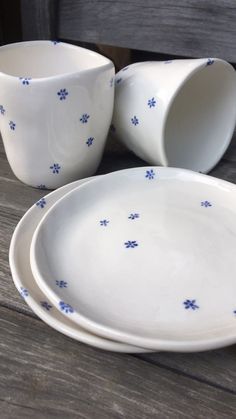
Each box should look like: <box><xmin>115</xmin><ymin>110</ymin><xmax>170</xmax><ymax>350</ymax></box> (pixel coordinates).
<box><xmin>1</xmin><ymin>305</ymin><xmax>236</xmax><ymax>419</ymax></box>
<box><xmin>21</xmin><ymin>0</ymin><xmax>58</xmax><ymax>41</ymax></box>
<box><xmin>57</xmin><ymin>0</ymin><xmax>236</xmax><ymax>61</ymax></box>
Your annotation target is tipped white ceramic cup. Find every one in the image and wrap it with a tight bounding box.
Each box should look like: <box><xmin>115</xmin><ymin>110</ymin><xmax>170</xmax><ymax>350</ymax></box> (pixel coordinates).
<box><xmin>0</xmin><ymin>41</ymin><xmax>114</xmax><ymax>189</ymax></box>
<box><xmin>112</xmin><ymin>58</ymin><xmax>236</xmax><ymax>173</ymax></box>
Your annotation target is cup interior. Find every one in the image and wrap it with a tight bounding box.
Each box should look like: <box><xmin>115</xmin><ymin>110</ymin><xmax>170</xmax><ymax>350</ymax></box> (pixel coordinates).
<box><xmin>0</xmin><ymin>41</ymin><xmax>110</xmax><ymax>78</ymax></box>
<box><xmin>164</xmin><ymin>61</ymin><xmax>236</xmax><ymax>173</ymax></box>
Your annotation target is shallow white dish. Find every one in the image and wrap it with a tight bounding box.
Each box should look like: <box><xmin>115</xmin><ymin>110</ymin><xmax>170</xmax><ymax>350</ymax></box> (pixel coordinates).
<box><xmin>9</xmin><ymin>176</ymin><xmax>151</xmax><ymax>353</ymax></box>
<box><xmin>31</xmin><ymin>166</ymin><xmax>236</xmax><ymax>352</ymax></box>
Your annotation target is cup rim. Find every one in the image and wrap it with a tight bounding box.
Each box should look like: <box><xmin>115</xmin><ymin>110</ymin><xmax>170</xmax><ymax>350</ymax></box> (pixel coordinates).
<box><xmin>161</xmin><ymin>58</ymin><xmax>236</xmax><ymax>172</ymax></box>
<box><xmin>0</xmin><ymin>40</ymin><xmax>114</xmax><ymax>81</ymax></box>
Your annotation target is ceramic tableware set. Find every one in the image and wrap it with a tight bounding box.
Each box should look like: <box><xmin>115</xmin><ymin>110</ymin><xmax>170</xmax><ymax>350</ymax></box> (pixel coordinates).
<box><xmin>4</xmin><ymin>41</ymin><xmax>236</xmax><ymax>352</ymax></box>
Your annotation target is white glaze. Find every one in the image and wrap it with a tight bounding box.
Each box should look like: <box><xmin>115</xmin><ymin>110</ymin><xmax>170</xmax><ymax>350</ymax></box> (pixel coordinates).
<box><xmin>31</xmin><ymin>167</ymin><xmax>236</xmax><ymax>352</ymax></box>
<box><xmin>112</xmin><ymin>59</ymin><xmax>236</xmax><ymax>173</ymax></box>
<box><xmin>9</xmin><ymin>176</ymin><xmax>152</xmax><ymax>353</ymax></box>
<box><xmin>0</xmin><ymin>41</ymin><xmax>114</xmax><ymax>188</ymax></box>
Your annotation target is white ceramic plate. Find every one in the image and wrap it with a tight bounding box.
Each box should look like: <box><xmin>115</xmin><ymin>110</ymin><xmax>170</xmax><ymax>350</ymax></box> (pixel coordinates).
<box><xmin>31</xmin><ymin>166</ymin><xmax>236</xmax><ymax>352</ymax></box>
<box><xmin>9</xmin><ymin>176</ymin><xmax>152</xmax><ymax>353</ymax></box>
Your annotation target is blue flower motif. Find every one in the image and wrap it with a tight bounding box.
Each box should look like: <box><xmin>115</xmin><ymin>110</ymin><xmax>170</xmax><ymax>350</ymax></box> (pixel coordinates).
<box><xmin>183</xmin><ymin>299</ymin><xmax>199</xmax><ymax>310</ymax></box>
<box><xmin>125</xmin><ymin>240</ymin><xmax>138</xmax><ymax>248</ymax></box>
<box><xmin>148</xmin><ymin>97</ymin><xmax>156</xmax><ymax>108</ymax></box>
<box><xmin>234</xmin><ymin>310</ymin><xmax>236</xmax><ymax>316</ymax></box>
<box><xmin>19</xmin><ymin>77</ymin><xmax>31</xmax><ymax>85</ymax></box>
<box><xmin>110</xmin><ymin>77</ymin><xmax>114</xmax><ymax>87</ymax></box>
<box><xmin>50</xmin><ymin>163</ymin><xmax>61</xmax><ymax>174</ymax></box>
<box><xmin>110</xmin><ymin>124</ymin><xmax>116</xmax><ymax>133</ymax></box>
<box><xmin>164</xmin><ymin>60</ymin><xmax>173</xmax><ymax>64</ymax></box>
<box><xmin>116</xmin><ymin>77</ymin><xmax>122</xmax><ymax>84</ymax></box>
<box><xmin>37</xmin><ymin>184</ymin><xmax>47</xmax><ymax>190</ymax></box>
<box><xmin>145</xmin><ymin>169</ymin><xmax>155</xmax><ymax>180</ymax></box>
<box><xmin>100</xmin><ymin>219</ymin><xmax>109</xmax><ymax>226</ymax></box>
<box><xmin>0</xmin><ymin>105</ymin><xmax>5</xmax><ymax>115</ymax></box>
<box><xmin>128</xmin><ymin>213</ymin><xmax>139</xmax><ymax>220</ymax></box>
<box><xmin>80</xmin><ymin>113</ymin><xmax>90</xmax><ymax>123</ymax></box>
<box><xmin>56</xmin><ymin>280</ymin><xmax>68</xmax><ymax>288</ymax></box>
<box><xmin>59</xmin><ymin>301</ymin><xmax>74</xmax><ymax>314</ymax></box>
<box><xmin>36</xmin><ymin>198</ymin><xmax>46</xmax><ymax>209</ymax></box>
<box><xmin>206</xmin><ymin>58</ymin><xmax>214</xmax><ymax>66</ymax></box>
<box><xmin>122</xmin><ymin>66</ymin><xmax>129</xmax><ymax>71</ymax></box>
<box><xmin>40</xmin><ymin>301</ymin><xmax>52</xmax><ymax>311</ymax></box>
<box><xmin>20</xmin><ymin>287</ymin><xmax>29</xmax><ymax>298</ymax></box>
<box><xmin>57</xmin><ymin>88</ymin><xmax>68</xmax><ymax>100</ymax></box>
<box><xmin>86</xmin><ymin>137</ymin><xmax>94</xmax><ymax>147</ymax></box>
<box><xmin>9</xmin><ymin>121</ymin><xmax>16</xmax><ymax>130</ymax></box>
<box><xmin>131</xmin><ymin>116</ymin><xmax>139</xmax><ymax>126</ymax></box>
<box><xmin>51</xmin><ymin>40</ymin><xmax>60</xmax><ymax>45</ymax></box>
<box><xmin>201</xmin><ymin>200</ymin><xmax>212</xmax><ymax>208</ymax></box>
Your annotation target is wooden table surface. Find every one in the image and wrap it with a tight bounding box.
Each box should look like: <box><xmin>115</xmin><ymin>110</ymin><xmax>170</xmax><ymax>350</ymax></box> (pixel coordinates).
<box><xmin>1</xmin><ymin>134</ymin><xmax>236</xmax><ymax>419</ymax></box>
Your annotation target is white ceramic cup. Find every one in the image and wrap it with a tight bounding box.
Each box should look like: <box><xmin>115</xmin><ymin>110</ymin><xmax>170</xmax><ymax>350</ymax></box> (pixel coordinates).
<box><xmin>0</xmin><ymin>41</ymin><xmax>114</xmax><ymax>188</ymax></box>
<box><xmin>112</xmin><ymin>59</ymin><xmax>236</xmax><ymax>173</ymax></box>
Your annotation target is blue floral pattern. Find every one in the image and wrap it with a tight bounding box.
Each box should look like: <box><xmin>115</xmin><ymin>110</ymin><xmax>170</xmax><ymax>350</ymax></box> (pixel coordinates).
<box><xmin>201</xmin><ymin>201</ymin><xmax>212</xmax><ymax>208</ymax></box>
<box><xmin>145</xmin><ymin>169</ymin><xmax>155</xmax><ymax>180</ymax></box>
<box><xmin>19</xmin><ymin>77</ymin><xmax>31</xmax><ymax>85</ymax></box>
<box><xmin>110</xmin><ymin>77</ymin><xmax>114</xmax><ymax>87</ymax></box>
<box><xmin>0</xmin><ymin>105</ymin><xmax>6</xmax><ymax>115</ymax></box>
<box><xmin>183</xmin><ymin>299</ymin><xmax>199</xmax><ymax>310</ymax></box>
<box><xmin>51</xmin><ymin>40</ymin><xmax>60</xmax><ymax>45</ymax></box>
<box><xmin>37</xmin><ymin>184</ymin><xmax>47</xmax><ymax>190</ymax></box>
<box><xmin>36</xmin><ymin>198</ymin><xmax>46</xmax><ymax>209</ymax></box>
<box><xmin>125</xmin><ymin>240</ymin><xmax>138</xmax><ymax>248</ymax></box>
<box><xmin>57</xmin><ymin>88</ymin><xmax>68</xmax><ymax>100</ymax></box>
<box><xmin>20</xmin><ymin>287</ymin><xmax>29</xmax><ymax>298</ymax></box>
<box><xmin>206</xmin><ymin>58</ymin><xmax>214</xmax><ymax>66</ymax></box>
<box><xmin>116</xmin><ymin>77</ymin><xmax>122</xmax><ymax>84</ymax></box>
<box><xmin>9</xmin><ymin>121</ymin><xmax>16</xmax><ymax>130</ymax></box>
<box><xmin>100</xmin><ymin>219</ymin><xmax>109</xmax><ymax>226</ymax></box>
<box><xmin>148</xmin><ymin>97</ymin><xmax>156</xmax><ymax>108</ymax></box>
<box><xmin>56</xmin><ymin>280</ymin><xmax>68</xmax><ymax>288</ymax></box>
<box><xmin>86</xmin><ymin>137</ymin><xmax>94</xmax><ymax>147</ymax></box>
<box><xmin>59</xmin><ymin>301</ymin><xmax>74</xmax><ymax>313</ymax></box>
<box><xmin>128</xmin><ymin>213</ymin><xmax>139</xmax><ymax>220</ymax></box>
<box><xmin>41</xmin><ymin>301</ymin><xmax>52</xmax><ymax>311</ymax></box>
<box><xmin>50</xmin><ymin>163</ymin><xmax>61</xmax><ymax>174</ymax></box>
<box><xmin>80</xmin><ymin>113</ymin><xmax>90</xmax><ymax>123</ymax></box>
<box><xmin>131</xmin><ymin>116</ymin><xmax>139</xmax><ymax>126</ymax></box>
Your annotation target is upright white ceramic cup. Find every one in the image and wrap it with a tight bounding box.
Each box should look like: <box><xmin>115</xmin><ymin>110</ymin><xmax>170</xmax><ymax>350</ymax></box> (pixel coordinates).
<box><xmin>0</xmin><ymin>41</ymin><xmax>114</xmax><ymax>188</ymax></box>
<box><xmin>112</xmin><ymin>59</ymin><xmax>236</xmax><ymax>173</ymax></box>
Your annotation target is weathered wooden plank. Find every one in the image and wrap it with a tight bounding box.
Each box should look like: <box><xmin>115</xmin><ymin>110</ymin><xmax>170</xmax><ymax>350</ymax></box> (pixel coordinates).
<box><xmin>138</xmin><ymin>347</ymin><xmax>236</xmax><ymax>394</ymax></box>
<box><xmin>58</xmin><ymin>0</ymin><xmax>236</xmax><ymax>62</ymax></box>
<box><xmin>209</xmin><ymin>159</ymin><xmax>236</xmax><ymax>184</ymax></box>
<box><xmin>0</xmin><ymin>178</ymin><xmax>45</xmax><ymax>211</ymax></box>
<box><xmin>0</xmin><ymin>205</ymin><xmax>36</xmax><ymax>316</ymax></box>
<box><xmin>224</xmin><ymin>134</ymin><xmax>236</xmax><ymax>162</ymax></box>
<box><xmin>1</xmin><ymin>305</ymin><xmax>236</xmax><ymax>419</ymax></box>
<box><xmin>0</xmin><ymin>402</ymin><xmax>46</xmax><ymax>419</ymax></box>
<box><xmin>21</xmin><ymin>0</ymin><xmax>58</xmax><ymax>41</ymax></box>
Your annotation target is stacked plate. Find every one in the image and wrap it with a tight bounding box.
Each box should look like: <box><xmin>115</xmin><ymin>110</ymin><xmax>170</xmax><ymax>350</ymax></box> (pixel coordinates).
<box><xmin>9</xmin><ymin>167</ymin><xmax>236</xmax><ymax>352</ymax></box>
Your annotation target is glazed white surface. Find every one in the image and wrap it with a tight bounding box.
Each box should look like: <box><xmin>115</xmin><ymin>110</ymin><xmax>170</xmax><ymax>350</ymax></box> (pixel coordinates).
<box><xmin>112</xmin><ymin>59</ymin><xmax>236</xmax><ymax>173</ymax></box>
<box><xmin>0</xmin><ymin>41</ymin><xmax>114</xmax><ymax>188</ymax></box>
<box><xmin>9</xmin><ymin>175</ymin><xmax>151</xmax><ymax>353</ymax></box>
<box><xmin>31</xmin><ymin>166</ymin><xmax>236</xmax><ymax>351</ymax></box>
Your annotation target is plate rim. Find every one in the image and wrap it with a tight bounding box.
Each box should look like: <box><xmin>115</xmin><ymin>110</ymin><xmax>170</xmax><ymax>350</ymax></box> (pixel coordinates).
<box><xmin>30</xmin><ymin>166</ymin><xmax>236</xmax><ymax>352</ymax></box>
<box><xmin>9</xmin><ymin>175</ymin><xmax>151</xmax><ymax>353</ymax></box>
